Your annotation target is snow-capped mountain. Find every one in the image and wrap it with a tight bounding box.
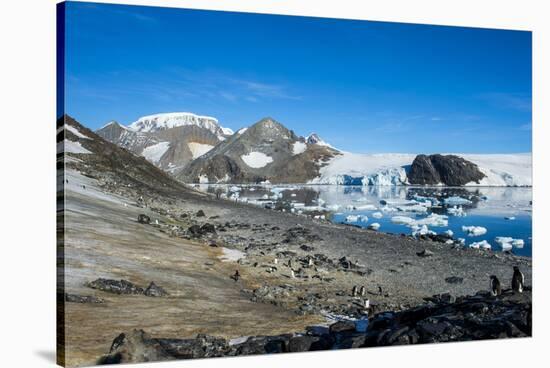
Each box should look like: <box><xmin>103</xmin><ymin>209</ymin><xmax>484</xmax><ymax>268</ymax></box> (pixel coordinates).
<box><xmin>128</xmin><ymin>112</ymin><xmax>232</xmax><ymax>140</ymax></box>
<box><xmin>306</xmin><ymin>133</ymin><xmax>332</xmax><ymax>147</ymax></box>
<box><xmin>177</xmin><ymin>117</ymin><xmax>340</xmax><ymax>184</ymax></box>
<box><xmin>96</xmin><ymin>112</ymin><xmax>233</xmax><ymax>172</ymax></box>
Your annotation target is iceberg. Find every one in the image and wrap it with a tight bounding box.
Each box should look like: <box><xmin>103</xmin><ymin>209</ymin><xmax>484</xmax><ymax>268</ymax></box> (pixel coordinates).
<box><xmin>462</xmin><ymin>226</ymin><xmax>487</xmax><ymax>236</ymax></box>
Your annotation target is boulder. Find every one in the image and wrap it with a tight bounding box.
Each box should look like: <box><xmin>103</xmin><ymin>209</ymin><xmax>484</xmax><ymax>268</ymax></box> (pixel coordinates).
<box><xmin>65</xmin><ymin>293</ymin><xmax>104</xmax><ymax>304</ymax></box>
<box><xmin>144</xmin><ymin>282</ymin><xmax>168</xmax><ymax>297</ymax></box>
<box><xmin>87</xmin><ymin>278</ymin><xmax>144</xmax><ymax>295</ymax></box>
<box><xmin>137</xmin><ymin>214</ymin><xmax>151</xmax><ymax>224</ymax></box>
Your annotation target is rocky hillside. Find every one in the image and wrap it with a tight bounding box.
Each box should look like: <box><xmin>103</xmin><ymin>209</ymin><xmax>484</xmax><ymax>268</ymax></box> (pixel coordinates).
<box><xmin>60</xmin><ymin>114</ymin><xmax>194</xmax><ymax>196</ymax></box>
<box><xmin>176</xmin><ymin>117</ymin><xmax>340</xmax><ymax>184</ymax></box>
<box><xmin>408</xmin><ymin>154</ymin><xmax>486</xmax><ymax>186</ymax></box>
<box><xmin>95</xmin><ymin>112</ymin><xmax>232</xmax><ymax>173</ymax></box>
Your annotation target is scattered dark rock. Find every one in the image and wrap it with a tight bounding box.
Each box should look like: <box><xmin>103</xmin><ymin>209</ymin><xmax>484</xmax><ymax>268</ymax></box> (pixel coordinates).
<box><xmin>329</xmin><ymin>320</ymin><xmax>356</xmax><ymax>334</ymax></box>
<box><xmin>65</xmin><ymin>293</ymin><xmax>104</xmax><ymax>304</ymax></box>
<box><xmin>144</xmin><ymin>282</ymin><xmax>169</xmax><ymax>297</ymax></box>
<box><xmin>300</xmin><ymin>244</ymin><xmax>315</xmax><ymax>252</ymax></box>
<box><xmin>188</xmin><ymin>223</ymin><xmax>216</xmax><ymax>237</ymax></box>
<box><xmin>416</xmin><ymin>249</ymin><xmax>434</xmax><ymax>257</ymax></box>
<box><xmin>137</xmin><ymin>214</ymin><xmax>151</xmax><ymax>224</ymax></box>
<box><xmin>87</xmin><ymin>278</ymin><xmax>144</xmax><ymax>295</ymax></box>
<box><xmin>196</xmin><ymin>210</ymin><xmax>205</xmax><ymax>217</ymax></box>
<box><xmin>445</xmin><ymin>276</ymin><xmax>464</xmax><ymax>284</ymax></box>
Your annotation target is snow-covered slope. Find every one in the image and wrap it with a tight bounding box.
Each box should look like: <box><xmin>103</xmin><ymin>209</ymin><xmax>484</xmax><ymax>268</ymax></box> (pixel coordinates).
<box><xmin>128</xmin><ymin>112</ymin><xmax>231</xmax><ymax>140</ymax></box>
<box><xmin>311</xmin><ymin>152</ymin><xmax>531</xmax><ymax>187</ymax></box>
<box><xmin>461</xmin><ymin>154</ymin><xmax>532</xmax><ymax>187</ymax></box>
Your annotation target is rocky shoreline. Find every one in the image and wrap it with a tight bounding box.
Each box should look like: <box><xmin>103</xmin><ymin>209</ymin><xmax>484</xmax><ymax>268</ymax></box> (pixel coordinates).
<box><xmin>98</xmin><ymin>289</ymin><xmax>531</xmax><ymax>364</ymax></box>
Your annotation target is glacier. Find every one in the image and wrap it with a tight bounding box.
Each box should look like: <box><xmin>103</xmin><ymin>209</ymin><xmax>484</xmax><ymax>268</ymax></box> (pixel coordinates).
<box><xmin>310</xmin><ymin>152</ymin><xmax>531</xmax><ymax>187</ymax></box>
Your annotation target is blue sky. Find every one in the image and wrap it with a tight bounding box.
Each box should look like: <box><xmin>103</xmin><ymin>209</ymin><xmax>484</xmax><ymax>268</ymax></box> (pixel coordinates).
<box><xmin>63</xmin><ymin>2</ymin><xmax>532</xmax><ymax>153</ymax></box>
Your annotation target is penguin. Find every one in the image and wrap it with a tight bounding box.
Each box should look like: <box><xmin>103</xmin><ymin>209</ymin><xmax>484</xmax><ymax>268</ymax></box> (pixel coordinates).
<box><xmin>290</xmin><ymin>270</ymin><xmax>295</xmax><ymax>279</ymax></box>
<box><xmin>364</xmin><ymin>299</ymin><xmax>370</xmax><ymax>309</ymax></box>
<box><xmin>378</xmin><ymin>286</ymin><xmax>383</xmax><ymax>295</ymax></box>
<box><xmin>231</xmin><ymin>270</ymin><xmax>240</xmax><ymax>282</ymax></box>
<box><xmin>511</xmin><ymin>266</ymin><xmax>524</xmax><ymax>293</ymax></box>
<box><xmin>490</xmin><ymin>275</ymin><xmax>502</xmax><ymax>296</ymax></box>
<box><xmin>308</xmin><ymin>257</ymin><xmax>314</xmax><ymax>267</ymax></box>
<box><xmin>352</xmin><ymin>285</ymin><xmax>358</xmax><ymax>297</ymax></box>
<box><xmin>359</xmin><ymin>286</ymin><xmax>366</xmax><ymax>296</ymax></box>
<box><xmin>273</xmin><ymin>258</ymin><xmax>278</xmax><ymax>265</ymax></box>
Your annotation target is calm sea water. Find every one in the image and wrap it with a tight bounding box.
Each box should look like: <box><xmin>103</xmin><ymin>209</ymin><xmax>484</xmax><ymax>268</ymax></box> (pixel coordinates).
<box><xmin>196</xmin><ymin>184</ymin><xmax>532</xmax><ymax>257</ymax></box>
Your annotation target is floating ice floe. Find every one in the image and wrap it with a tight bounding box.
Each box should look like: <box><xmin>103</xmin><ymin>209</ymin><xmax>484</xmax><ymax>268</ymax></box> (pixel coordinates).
<box><xmin>346</xmin><ymin>215</ymin><xmax>368</xmax><ymax>223</ymax></box>
<box><xmin>443</xmin><ymin>229</ymin><xmax>454</xmax><ymax>237</ymax></box>
<box><xmin>447</xmin><ymin>206</ymin><xmax>466</xmax><ymax>217</ymax></box>
<box><xmin>462</xmin><ymin>225</ymin><xmax>487</xmax><ymax>236</ymax></box>
<box><xmin>444</xmin><ymin>196</ymin><xmax>473</xmax><ymax>206</ymax></box>
<box><xmin>390</xmin><ymin>213</ymin><xmax>448</xmax><ymax>228</ymax></box>
<box><xmin>368</xmin><ymin>222</ymin><xmax>380</xmax><ymax>230</ymax></box>
<box><xmin>391</xmin><ymin>216</ymin><xmax>415</xmax><ymax>225</ymax></box>
<box><xmin>468</xmin><ymin>240</ymin><xmax>492</xmax><ymax>250</ymax></box>
<box><xmin>396</xmin><ymin>204</ymin><xmax>429</xmax><ymax>213</ymax></box>
<box><xmin>380</xmin><ymin>205</ymin><xmax>398</xmax><ymax>212</ymax></box>
<box><xmin>354</xmin><ymin>204</ymin><xmax>377</xmax><ymax>211</ymax></box>
<box><xmin>372</xmin><ymin>212</ymin><xmax>383</xmax><ymax>219</ymax></box>
<box><xmin>412</xmin><ymin>224</ymin><xmax>435</xmax><ymax>237</ymax></box>
<box><xmin>504</xmin><ymin>216</ymin><xmax>516</xmax><ymax>220</ymax></box>
<box><xmin>416</xmin><ymin>214</ymin><xmax>448</xmax><ymax>227</ymax></box>
<box><xmin>495</xmin><ymin>237</ymin><xmax>524</xmax><ymax>250</ymax></box>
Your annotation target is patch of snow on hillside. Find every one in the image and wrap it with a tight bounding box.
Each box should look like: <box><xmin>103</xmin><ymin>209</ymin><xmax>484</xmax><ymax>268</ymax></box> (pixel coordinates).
<box><xmin>62</xmin><ymin>140</ymin><xmax>92</xmax><ymax>154</ymax></box>
<box><xmin>188</xmin><ymin>142</ymin><xmax>214</xmax><ymax>159</ymax></box>
<box><xmin>237</xmin><ymin>127</ymin><xmax>248</xmax><ymax>135</ymax></box>
<box><xmin>241</xmin><ymin>152</ymin><xmax>273</xmax><ymax>168</ymax></box>
<box><xmin>66</xmin><ymin>125</ymin><xmax>92</xmax><ymax>139</ymax></box>
<box><xmin>142</xmin><ymin>142</ymin><xmax>170</xmax><ymax>164</ymax></box>
<box><xmin>292</xmin><ymin>141</ymin><xmax>307</xmax><ymax>155</ymax></box>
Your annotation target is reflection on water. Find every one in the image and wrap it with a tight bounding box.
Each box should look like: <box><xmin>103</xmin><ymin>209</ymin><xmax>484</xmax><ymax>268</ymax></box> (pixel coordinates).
<box><xmin>195</xmin><ymin>184</ymin><xmax>532</xmax><ymax>257</ymax></box>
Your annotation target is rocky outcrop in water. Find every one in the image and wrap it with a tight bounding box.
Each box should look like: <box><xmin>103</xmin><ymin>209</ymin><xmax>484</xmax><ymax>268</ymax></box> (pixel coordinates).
<box><xmin>408</xmin><ymin>154</ymin><xmax>486</xmax><ymax>186</ymax></box>
<box><xmin>98</xmin><ymin>290</ymin><xmax>530</xmax><ymax>364</ymax></box>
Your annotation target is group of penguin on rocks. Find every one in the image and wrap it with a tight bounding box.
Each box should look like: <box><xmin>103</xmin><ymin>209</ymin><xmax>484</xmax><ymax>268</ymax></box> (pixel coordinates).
<box><xmin>228</xmin><ymin>266</ymin><xmax>524</xmax><ymax>311</ymax></box>
<box><xmin>490</xmin><ymin>266</ymin><xmax>525</xmax><ymax>296</ymax></box>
